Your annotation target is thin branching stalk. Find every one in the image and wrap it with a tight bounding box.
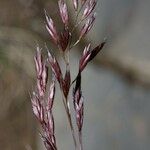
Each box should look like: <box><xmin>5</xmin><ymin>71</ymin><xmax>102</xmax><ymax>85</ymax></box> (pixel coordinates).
<box><xmin>60</xmin><ymin>90</ymin><xmax>78</xmax><ymax>150</ymax></box>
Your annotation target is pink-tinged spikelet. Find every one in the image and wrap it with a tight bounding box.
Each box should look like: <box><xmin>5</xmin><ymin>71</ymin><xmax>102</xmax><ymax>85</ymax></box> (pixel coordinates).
<box><xmin>45</xmin><ymin>11</ymin><xmax>59</xmax><ymax>45</ymax></box>
<box><xmin>79</xmin><ymin>13</ymin><xmax>96</xmax><ymax>40</ymax></box>
<box><xmin>58</xmin><ymin>0</ymin><xmax>69</xmax><ymax>27</ymax></box>
<box><xmin>72</xmin><ymin>0</ymin><xmax>79</xmax><ymax>11</ymax></box>
<box><xmin>82</xmin><ymin>0</ymin><xmax>96</xmax><ymax>19</ymax></box>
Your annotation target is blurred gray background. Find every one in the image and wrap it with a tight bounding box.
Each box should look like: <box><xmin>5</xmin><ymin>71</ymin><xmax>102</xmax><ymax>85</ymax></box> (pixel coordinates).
<box><xmin>0</xmin><ymin>0</ymin><xmax>150</xmax><ymax>150</ymax></box>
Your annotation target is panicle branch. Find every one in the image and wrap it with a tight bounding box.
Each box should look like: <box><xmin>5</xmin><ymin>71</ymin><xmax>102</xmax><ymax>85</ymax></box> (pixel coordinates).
<box><xmin>31</xmin><ymin>49</ymin><xmax>57</xmax><ymax>150</ymax></box>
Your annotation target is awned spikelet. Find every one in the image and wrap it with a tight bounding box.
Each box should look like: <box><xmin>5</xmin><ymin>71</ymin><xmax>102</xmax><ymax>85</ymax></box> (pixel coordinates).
<box><xmin>79</xmin><ymin>13</ymin><xmax>96</xmax><ymax>40</ymax></box>
<box><xmin>72</xmin><ymin>0</ymin><xmax>79</xmax><ymax>11</ymax></box>
<box><xmin>45</xmin><ymin>11</ymin><xmax>59</xmax><ymax>45</ymax></box>
<box><xmin>79</xmin><ymin>41</ymin><xmax>106</xmax><ymax>72</ymax></box>
<box><xmin>58</xmin><ymin>0</ymin><xmax>69</xmax><ymax>27</ymax></box>
<box><xmin>34</xmin><ymin>46</ymin><xmax>48</xmax><ymax>97</ymax></box>
<box><xmin>59</xmin><ymin>28</ymin><xmax>70</xmax><ymax>51</ymax></box>
<box><xmin>73</xmin><ymin>72</ymin><xmax>84</xmax><ymax>132</ymax></box>
<box><xmin>82</xmin><ymin>0</ymin><xmax>97</xmax><ymax>19</ymax></box>
<box><xmin>62</xmin><ymin>64</ymin><xmax>71</xmax><ymax>98</ymax></box>
<box><xmin>47</xmin><ymin>49</ymin><xmax>63</xmax><ymax>85</ymax></box>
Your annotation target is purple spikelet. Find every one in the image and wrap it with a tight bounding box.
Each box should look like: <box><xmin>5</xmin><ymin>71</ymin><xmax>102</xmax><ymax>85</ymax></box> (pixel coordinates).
<box><xmin>73</xmin><ymin>73</ymin><xmax>84</xmax><ymax>132</ymax></box>
<box><xmin>34</xmin><ymin>46</ymin><xmax>48</xmax><ymax>97</ymax></box>
<box><xmin>79</xmin><ymin>13</ymin><xmax>96</xmax><ymax>40</ymax></box>
<box><xmin>82</xmin><ymin>0</ymin><xmax>97</xmax><ymax>19</ymax></box>
<box><xmin>45</xmin><ymin>12</ymin><xmax>59</xmax><ymax>45</ymax></box>
<box><xmin>59</xmin><ymin>28</ymin><xmax>70</xmax><ymax>51</ymax></box>
<box><xmin>47</xmin><ymin>50</ymin><xmax>63</xmax><ymax>85</ymax></box>
<box><xmin>72</xmin><ymin>0</ymin><xmax>79</xmax><ymax>11</ymax></box>
<box><xmin>58</xmin><ymin>0</ymin><xmax>69</xmax><ymax>27</ymax></box>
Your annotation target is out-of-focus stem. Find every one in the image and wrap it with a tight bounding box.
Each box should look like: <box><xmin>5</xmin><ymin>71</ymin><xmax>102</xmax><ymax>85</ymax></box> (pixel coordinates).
<box><xmin>79</xmin><ymin>131</ymin><xmax>83</xmax><ymax>150</ymax></box>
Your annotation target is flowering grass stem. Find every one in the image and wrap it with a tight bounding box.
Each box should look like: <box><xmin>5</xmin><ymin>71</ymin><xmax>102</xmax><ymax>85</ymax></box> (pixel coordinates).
<box><xmin>30</xmin><ymin>1</ymin><xmax>105</xmax><ymax>150</ymax></box>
